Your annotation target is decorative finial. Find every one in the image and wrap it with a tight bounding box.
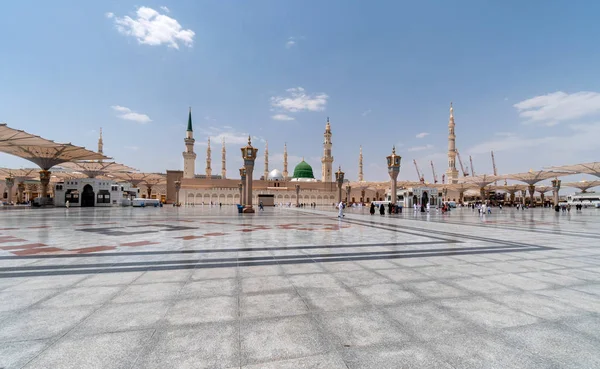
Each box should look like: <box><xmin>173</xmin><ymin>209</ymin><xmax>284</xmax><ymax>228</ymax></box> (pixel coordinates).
<box><xmin>392</xmin><ymin>145</ymin><xmax>396</xmax><ymax>154</ymax></box>
<box><xmin>99</xmin><ymin>127</ymin><xmax>102</xmax><ymax>138</ymax></box>
<box><xmin>248</xmin><ymin>135</ymin><xmax>252</xmax><ymax>145</ymax></box>
<box><xmin>189</xmin><ymin>106</ymin><xmax>192</xmax><ymax>112</ymax></box>
<box><xmin>327</xmin><ymin>116</ymin><xmax>330</xmax><ymax>123</ymax></box>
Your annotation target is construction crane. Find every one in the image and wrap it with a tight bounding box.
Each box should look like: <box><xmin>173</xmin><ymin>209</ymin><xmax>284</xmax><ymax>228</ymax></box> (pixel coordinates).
<box><xmin>456</xmin><ymin>150</ymin><xmax>469</xmax><ymax>177</ymax></box>
<box><xmin>430</xmin><ymin>161</ymin><xmax>438</xmax><ymax>184</ymax></box>
<box><xmin>413</xmin><ymin>159</ymin><xmax>425</xmax><ymax>183</ymax></box>
<box><xmin>469</xmin><ymin>155</ymin><xmax>476</xmax><ymax>177</ymax></box>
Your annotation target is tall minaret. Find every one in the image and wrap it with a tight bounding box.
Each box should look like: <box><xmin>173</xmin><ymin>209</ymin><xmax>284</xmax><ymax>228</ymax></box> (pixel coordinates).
<box><xmin>283</xmin><ymin>143</ymin><xmax>288</xmax><ymax>180</ymax></box>
<box><xmin>321</xmin><ymin>117</ymin><xmax>334</xmax><ymax>182</ymax></box>
<box><xmin>263</xmin><ymin>140</ymin><xmax>269</xmax><ymax>180</ymax></box>
<box><xmin>358</xmin><ymin>145</ymin><xmax>364</xmax><ymax>181</ymax></box>
<box><xmin>446</xmin><ymin>103</ymin><xmax>459</xmax><ymax>183</ymax></box>
<box><xmin>183</xmin><ymin>107</ymin><xmax>196</xmax><ymax>179</ymax></box>
<box><xmin>98</xmin><ymin>128</ymin><xmax>104</xmax><ymax>163</ymax></box>
<box><xmin>221</xmin><ymin>137</ymin><xmax>226</xmax><ymax>179</ymax></box>
<box><xmin>206</xmin><ymin>138</ymin><xmax>212</xmax><ymax>178</ymax></box>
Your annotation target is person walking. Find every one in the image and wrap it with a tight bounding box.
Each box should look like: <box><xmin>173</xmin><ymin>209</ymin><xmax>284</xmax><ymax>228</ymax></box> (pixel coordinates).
<box><xmin>370</xmin><ymin>202</ymin><xmax>375</xmax><ymax>215</ymax></box>
<box><xmin>259</xmin><ymin>201</ymin><xmax>264</xmax><ymax>211</ymax></box>
<box><xmin>379</xmin><ymin>203</ymin><xmax>385</xmax><ymax>215</ymax></box>
<box><xmin>338</xmin><ymin>201</ymin><xmax>345</xmax><ymax>218</ymax></box>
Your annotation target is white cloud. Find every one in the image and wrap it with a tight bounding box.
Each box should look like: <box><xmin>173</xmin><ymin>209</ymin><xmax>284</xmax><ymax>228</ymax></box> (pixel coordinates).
<box><xmin>415</xmin><ymin>132</ymin><xmax>429</xmax><ymax>139</ymax></box>
<box><xmin>198</xmin><ymin>126</ymin><xmax>265</xmax><ymax>146</ymax></box>
<box><xmin>160</xmin><ymin>6</ymin><xmax>170</xmax><ymax>13</ymax></box>
<box><xmin>110</xmin><ymin>105</ymin><xmax>152</xmax><ymax>124</ymax></box>
<box><xmin>514</xmin><ymin>91</ymin><xmax>600</xmax><ymax>125</ymax></box>
<box><xmin>105</xmin><ymin>12</ymin><xmax>114</xmax><ymax>19</ymax></box>
<box><xmin>286</xmin><ymin>39</ymin><xmax>296</xmax><ymax>49</ymax></box>
<box><xmin>270</xmin><ymin>87</ymin><xmax>329</xmax><ymax>113</ymax></box>
<box><xmin>407</xmin><ymin>144</ymin><xmax>434</xmax><ymax>152</ymax></box>
<box><xmin>271</xmin><ymin>114</ymin><xmax>295</xmax><ymax>121</ymax></box>
<box><xmin>110</xmin><ymin>6</ymin><xmax>195</xmax><ymax>49</ymax></box>
<box><xmin>124</xmin><ymin>145</ymin><xmax>139</xmax><ymax>151</ymax></box>
<box><xmin>362</xmin><ymin>109</ymin><xmax>372</xmax><ymax>117</ymax></box>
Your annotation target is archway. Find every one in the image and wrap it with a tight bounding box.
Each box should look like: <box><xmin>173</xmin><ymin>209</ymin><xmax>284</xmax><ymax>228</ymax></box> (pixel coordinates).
<box><xmin>81</xmin><ymin>184</ymin><xmax>95</xmax><ymax>207</ymax></box>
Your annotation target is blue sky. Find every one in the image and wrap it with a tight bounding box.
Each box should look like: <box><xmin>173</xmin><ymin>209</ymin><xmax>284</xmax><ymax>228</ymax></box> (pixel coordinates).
<box><xmin>1</xmin><ymin>0</ymin><xmax>600</xmax><ymax>183</ymax></box>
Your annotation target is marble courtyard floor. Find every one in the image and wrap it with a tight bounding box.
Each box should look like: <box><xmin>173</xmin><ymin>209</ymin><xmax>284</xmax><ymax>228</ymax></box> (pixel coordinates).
<box><xmin>1</xmin><ymin>206</ymin><xmax>600</xmax><ymax>368</ymax></box>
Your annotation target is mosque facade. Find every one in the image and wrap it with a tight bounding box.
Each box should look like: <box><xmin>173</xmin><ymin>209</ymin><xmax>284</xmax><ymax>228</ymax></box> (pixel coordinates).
<box><xmin>165</xmin><ymin>113</ymin><xmax>381</xmax><ymax>205</ymax></box>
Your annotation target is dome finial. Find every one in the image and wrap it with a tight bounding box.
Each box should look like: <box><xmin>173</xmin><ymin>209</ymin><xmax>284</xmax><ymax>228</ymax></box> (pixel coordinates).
<box><xmin>392</xmin><ymin>145</ymin><xmax>396</xmax><ymax>154</ymax></box>
<box><xmin>248</xmin><ymin>135</ymin><xmax>252</xmax><ymax>145</ymax></box>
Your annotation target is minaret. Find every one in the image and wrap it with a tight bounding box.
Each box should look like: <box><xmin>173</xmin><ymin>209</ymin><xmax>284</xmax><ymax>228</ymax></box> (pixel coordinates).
<box><xmin>221</xmin><ymin>137</ymin><xmax>226</xmax><ymax>179</ymax></box>
<box><xmin>206</xmin><ymin>138</ymin><xmax>212</xmax><ymax>178</ymax></box>
<box><xmin>98</xmin><ymin>127</ymin><xmax>104</xmax><ymax>163</ymax></box>
<box><xmin>358</xmin><ymin>145</ymin><xmax>364</xmax><ymax>181</ymax></box>
<box><xmin>321</xmin><ymin>117</ymin><xmax>334</xmax><ymax>182</ymax></box>
<box><xmin>263</xmin><ymin>140</ymin><xmax>269</xmax><ymax>180</ymax></box>
<box><xmin>182</xmin><ymin>107</ymin><xmax>196</xmax><ymax>178</ymax></box>
<box><xmin>446</xmin><ymin>103</ymin><xmax>459</xmax><ymax>183</ymax></box>
<box><xmin>283</xmin><ymin>143</ymin><xmax>288</xmax><ymax>179</ymax></box>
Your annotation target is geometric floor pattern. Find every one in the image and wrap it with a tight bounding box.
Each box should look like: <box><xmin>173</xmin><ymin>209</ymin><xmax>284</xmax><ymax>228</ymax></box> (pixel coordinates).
<box><xmin>1</xmin><ymin>206</ymin><xmax>600</xmax><ymax>368</ymax></box>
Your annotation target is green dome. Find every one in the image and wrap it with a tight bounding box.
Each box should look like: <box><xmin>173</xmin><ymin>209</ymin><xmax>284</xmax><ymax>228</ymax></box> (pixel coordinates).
<box><xmin>292</xmin><ymin>160</ymin><xmax>315</xmax><ymax>179</ymax></box>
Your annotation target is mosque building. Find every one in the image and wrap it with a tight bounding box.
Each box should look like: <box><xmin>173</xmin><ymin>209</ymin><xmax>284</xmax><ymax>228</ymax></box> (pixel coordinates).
<box><xmin>165</xmin><ymin>112</ymin><xmax>381</xmax><ymax>205</ymax></box>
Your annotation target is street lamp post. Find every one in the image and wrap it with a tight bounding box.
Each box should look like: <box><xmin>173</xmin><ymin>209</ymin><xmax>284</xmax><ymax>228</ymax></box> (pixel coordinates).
<box><xmin>241</xmin><ymin>136</ymin><xmax>258</xmax><ymax>213</ymax></box>
<box><xmin>335</xmin><ymin>167</ymin><xmax>345</xmax><ymax>204</ymax></box>
<box><xmin>239</xmin><ymin>167</ymin><xmax>246</xmax><ymax>206</ymax></box>
<box><xmin>551</xmin><ymin>178</ymin><xmax>561</xmax><ymax>211</ymax></box>
<box><xmin>295</xmin><ymin>184</ymin><xmax>300</xmax><ymax>207</ymax></box>
<box><xmin>174</xmin><ymin>180</ymin><xmax>181</xmax><ymax>206</ymax></box>
<box><xmin>346</xmin><ymin>184</ymin><xmax>351</xmax><ymax>203</ymax></box>
<box><xmin>386</xmin><ymin>146</ymin><xmax>401</xmax><ymax>206</ymax></box>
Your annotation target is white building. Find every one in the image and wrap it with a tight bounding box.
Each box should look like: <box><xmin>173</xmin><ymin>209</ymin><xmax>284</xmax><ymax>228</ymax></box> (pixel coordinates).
<box><xmin>54</xmin><ymin>178</ymin><xmax>139</xmax><ymax>207</ymax></box>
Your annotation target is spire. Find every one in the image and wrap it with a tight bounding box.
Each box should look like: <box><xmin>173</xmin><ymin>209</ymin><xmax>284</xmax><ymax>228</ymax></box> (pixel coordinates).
<box><xmin>264</xmin><ymin>140</ymin><xmax>269</xmax><ymax>180</ymax></box>
<box><xmin>206</xmin><ymin>137</ymin><xmax>212</xmax><ymax>177</ymax></box>
<box><xmin>325</xmin><ymin>116</ymin><xmax>331</xmax><ymax>131</ymax></box>
<box><xmin>358</xmin><ymin>145</ymin><xmax>364</xmax><ymax>182</ymax></box>
<box><xmin>98</xmin><ymin>127</ymin><xmax>103</xmax><ymax>155</ymax></box>
<box><xmin>283</xmin><ymin>142</ymin><xmax>288</xmax><ymax>179</ymax></box>
<box><xmin>187</xmin><ymin>107</ymin><xmax>193</xmax><ymax>132</ymax></box>
<box><xmin>221</xmin><ymin>137</ymin><xmax>226</xmax><ymax>179</ymax></box>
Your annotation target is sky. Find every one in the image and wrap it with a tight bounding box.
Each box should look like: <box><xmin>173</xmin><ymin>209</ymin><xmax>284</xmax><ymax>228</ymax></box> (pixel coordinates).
<box><xmin>1</xmin><ymin>0</ymin><xmax>600</xmax><ymax>184</ymax></box>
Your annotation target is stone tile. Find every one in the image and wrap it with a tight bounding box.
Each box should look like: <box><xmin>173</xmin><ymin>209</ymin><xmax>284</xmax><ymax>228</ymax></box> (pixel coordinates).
<box><xmin>391</xmin><ymin>258</ymin><xmax>436</xmax><ymax>267</ymax></box>
<box><xmin>484</xmin><ymin>273</ymin><xmax>553</xmax><ymax>291</ymax></box>
<box><xmin>431</xmin><ymin>332</ymin><xmax>554</xmax><ymax>369</ymax></box>
<box><xmin>316</xmin><ymin>308</ymin><xmax>408</xmax><ymax>347</ymax></box>
<box><xmin>353</xmin><ymin>283</ymin><xmax>418</xmax><ymax>305</ymax></box>
<box><xmin>406</xmin><ymin>280</ymin><xmax>468</xmax><ymax>299</ymax></box>
<box><xmin>134</xmin><ymin>323</ymin><xmax>238</xmax><ymax>369</ymax></box>
<box><xmin>485</xmin><ymin>262</ymin><xmax>535</xmax><ymax>274</ymax></box>
<box><xmin>299</xmin><ymin>287</ymin><xmax>364</xmax><ymax>312</ymax></box>
<box><xmin>26</xmin><ymin>329</ymin><xmax>154</xmax><ymax>369</ymax></box>
<box><xmin>40</xmin><ymin>286</ymin><xmax>123</xmax><ymax>308</ymax></box>
<box><xmin>288</xmin><ymin>273</ymin><xmax>341</xmax><ymax>289</ymax></box>
<box><xmin>439</xmin><ymin>296</ymin><xmax>540</xmax><ymax>329</ymax></box>
<box><xmin>569</xmin><ymin>283</ymin><xmax>600</xmax><ymax>296</ymax></box>
<box><xmin>179</xmin><ymin>279</ymin><xmax>237</xmax><ymax>297</ymax></box>
<box><xmin>191</xmin><ymin>267</ymin><xmax>237</xmax><ymax>280</ymax></box>
<box><xmin>320</xmin><ymin>261</ymin><xmax>364</xmax><ymax>272</ymax></box>
<box><xmin>240</xmin><ymin>265</ymin><xmax>283</xmax><ymax>278</ymax></box>
<box><xmin>242</xmin><ymin>353</ymin><xmax>347</xmax><ymax>369</ymax></box>
<box><xmin>559</xmin><ymin>315</ymin><xmax>600</xmax><ymax>340</ymax></box>
<box><xmin>240</xmin><ymin>316</ymin><xmax>328</xmax><ymax>366</ymax></box>
<box><xmin>0</xmin><ymin>339</ymin><xmax>50</xmax><ymax>369</ymax></box>
<box><xmin>4</xmin><ymin>275</ymin><xmax>88</xmax><ymax>291</ymax></box>
<box><xmin>385</xmin><ymin>302</ymin><xmax>474</xmax><ymax>340</ymax></box>
<box><xmin>414</xmin><ymin>265</ymin><xmax>471</xmax><ymax>279</ymax></box>
<box><xmin>373</xmin><ymin>268</ymin><xmax>429</xmax><ymax>282</ymax></box>
<box><xmin>0</xmin><ymin>306</ymin><xmax>95</xmax><ymax>341</ymax></box>
<box><xmin>503</xmin><ymin>322</ymin><xmax>600</xmax><ymax>367</ymax></box>
<box><xmin>242</xmin><ymin>276</ymin><xmax>293</xmax><ymax>294</ymax></box>
<box><xmin>489</xmin><ymin>292</ymin><xmax>585</xmax><ymax>320</ymax></box>
<box><xmin>333</xmin><ymin>270</ymin><xmax>390</xmax><ymax>287</ymax></box>
<box><xmin>241</xmin><ymin>292</ymin><xmax>308</xmax><ymax>319</ymax></box>
<box><xmin>0</xmin><ymin>288</ymin><xmax>60</xmax><ymax>312</ymax></box>
<box><xmin>133</xmin><ymin>269</ymin><xmax>193</xmax><ymax>284</ymax></box>
<box><xmin>76</xmin><ymin>271</ymin><xmax>144</xmax><ymax>286</ymax></box>
<box><xmin>519</xmin><ymin>271</ymin><xmax>586</xmax><ymax>287</ymax></box>
<box><xmin>112</xmin><ymin>282</ymin><xmax>184</xmax><ymax>303</ymax></box>
<box><xmin>281</xmin><ymin>263</ymin><xmax>326</xmax><ymax>275</ymax></box>
<box><xmin>535</xmin><ymin>288</ymin><xmax>600</xmax><ymax>313</ymax></box>
<box><xmin>72</xmin><ymin>301</ymin><xmax>171</xmax><ymax>336</ymax></box>
<box><xmin>166</xmin><ymin>296</ymin><xmax>237</xmax><ymax>325</ymax></box>
<box><xmin>354</xmin><ymin>259</ymin><xmax>398</xmax><ymax>269</ymax></box>
<box><xmin>449</xmin><ymin>277</ymin><xmax>515</xmax><ymax>294</ymax></box>
<box><xmin>341</xmin><ymin>344</ymin><xmax>454</xmax><ymax>369</ymax></box>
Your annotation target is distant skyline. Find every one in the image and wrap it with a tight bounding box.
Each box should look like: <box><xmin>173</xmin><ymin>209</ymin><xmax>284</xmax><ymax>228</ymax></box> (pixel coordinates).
<box><xmin>1</xmin><ymin>1</ymin><xmax>599</xmax><ymax>184</ymax></box>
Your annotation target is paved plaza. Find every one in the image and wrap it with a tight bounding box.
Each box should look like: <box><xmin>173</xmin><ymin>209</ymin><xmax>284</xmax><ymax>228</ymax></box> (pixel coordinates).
<box><xmin>1</xmin><ymin>206</ymin><xmax>600</xmax><ymax>368</ymax></box>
